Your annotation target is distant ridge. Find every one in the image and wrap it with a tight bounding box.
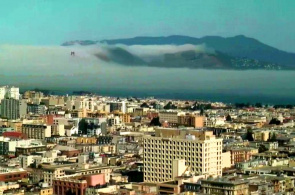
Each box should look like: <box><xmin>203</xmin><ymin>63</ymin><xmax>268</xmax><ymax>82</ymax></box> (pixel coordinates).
<box><xmin>62</xmin><ymin>35</ymin><xmax>295</xmax><ymax>69</ymax></box>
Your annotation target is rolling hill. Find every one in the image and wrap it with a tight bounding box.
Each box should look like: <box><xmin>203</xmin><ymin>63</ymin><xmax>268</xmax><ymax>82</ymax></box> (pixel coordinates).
<box><xmin>62</xmin><ymin>35</ymin><xmax>295</xmax><ymax>70</ymax></box>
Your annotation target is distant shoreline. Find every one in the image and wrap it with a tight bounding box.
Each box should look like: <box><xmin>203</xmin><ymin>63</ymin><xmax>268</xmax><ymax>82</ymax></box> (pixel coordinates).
<box><xmin>19</xmin><ymin>88</ymin><xmax>295</xmax><ymax>105</ymax></box>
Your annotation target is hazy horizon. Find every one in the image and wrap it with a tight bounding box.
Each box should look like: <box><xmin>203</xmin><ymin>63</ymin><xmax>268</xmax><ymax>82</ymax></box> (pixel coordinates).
<box><xmin>1</xmin><ymin>1</ymin><xmax>295</xmax><ymax>104</ymax></box>
<box><xmin>0</xmin><ymin>44</ymin><xmax>295</xmax><ymax>104</ymax></box>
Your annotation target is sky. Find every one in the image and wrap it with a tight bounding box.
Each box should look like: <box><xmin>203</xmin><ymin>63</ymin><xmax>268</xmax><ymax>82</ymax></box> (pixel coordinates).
<box><xmin>0</xmin><ymin>0</ymin><xmax>295</xmax><ymax>52</ymax></box>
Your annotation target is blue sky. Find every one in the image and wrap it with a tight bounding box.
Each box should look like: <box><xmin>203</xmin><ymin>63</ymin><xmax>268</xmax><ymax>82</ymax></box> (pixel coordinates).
<box><xmin>0</xmin><ymin>0</ymin><xmax>294</xmax><ymax>52</ymax></box>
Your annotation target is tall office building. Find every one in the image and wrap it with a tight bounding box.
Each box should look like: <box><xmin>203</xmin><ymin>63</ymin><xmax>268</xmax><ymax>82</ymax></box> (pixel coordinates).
<box><xmin>143</xmin><ymin>128</ymin><xmax>223</xmax><ymax>183</ymax></box>
<box><xmin>0</xmin><ymin>98</ymin><xmax>20</xmax><ymax>120</ymax></box>
<box><xmin>0</xmin><ymin>86</ymin><xmax>20</xmax><ymax>102</ymax></box>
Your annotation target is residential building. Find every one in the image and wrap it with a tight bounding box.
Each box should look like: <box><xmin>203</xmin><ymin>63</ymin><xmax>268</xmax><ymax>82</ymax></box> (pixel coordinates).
<box><xmin>51</xmin><ymin>124</ymin><xmax>65</xmax><ymax>136</ymax></box>
<box><xmin>121</xmin><ymin>113</ymin><xmax>131</xmax><ymax>123</ymax></box>
<box><xmin>222</xmin><ymin>151</ymin><xmax>232</xmax><ymax>168</ymax></box>
<box><xmin>178</xmin><ymin>115</ymin><xmax>205</xmax><ymax>128</ymax></box>
<box><xmin>7</xmin><ymin>121</ymin><xmax>23</xmax><ymax>132</ymax></box>
<box><xmin>19</xmin><ymin>99</ymin><xmax>28</xmax><ymax>118</ymax></box>
<box><xmin>22</xmin><ymin>124</ymin><xmax>51</xmax><ymax>139</ymax></box>
<box><xmin>0</xmin><ymin>138</ymin><xmax>42</xmax><ymax>156</ymax></box>
<box><xmin>0</xmin><ymin>167</ymin><xmax>27</xmax><ymax>182</ymax></box>
<box><xmin>159</xmin><ymin>111</ymin><xmax>179</xmax><ymax>125</ymax></box>
<box><xmin>23</xmin><ymin>90</ymin><xmax>44</xmax><ymax>99</ymax></box>
<box><xmin>15</xmin><ymin>144</ymin><xmax>47</xmax><ymax>156</ymax></box>
<box><xmin>107</xmin><ymin>116</ymin><xmax>121</xmax><ymax>127</ymax></box>
<box><xmin>78</xmin><ymin>118</ymin><xmax>103</xmax><ymax>136</ymax></box>
<box><xmin>63</xmin><ymin>166</ymin><xmax>112</xmax><ymax>183</ymax></box>
<box><xmin>143</xmin><ymin>128</ymin><xmax>223</xmax><ymax>183</ymax></box>
<box><xmin>39</xmin><ymin>188</ymin><xmax>53</xmax><ymax>195</ymax></box>
<box><xmin>109</xmin><ymin>101</ymin><xmax>127</xmax><ymax>113</ymax></box>
<box><xmin>230</xmin><ymin>148</ymin><xmax>259</xmax><ymax>165</ymax></box>
<box><xmin>201</xmin><ymin>178</ymin><xmax>249</xmax><ymax>195</ymax></box>
<box><xmin>43</xmin><ymin>168</ymin><xmax>66</xmax><ymax>186</ymax></box>
<box><xmin>0</xmin><ymin>182</ymin><xmax>20</xmax><ymax>194</ymax></box>
<box><xmin>53</xmin><ymin>174</ymin><xmax>106</xmax><ymax>195</ymax></box>
<box><xmin>0</xmin><ymin>99</ymin><xmax>20</xmax><ymax>120</ymax></box>
<box><xmin>27</xmin><ymin>104</ymin><xmax>46</xmax><ymax>115</ymax></box>
<box><xmin>0</xmin><ymin>86</ymin><xmax>19</xmax><ymax>102</ymax></box>
<box><xmin>252</xmin><ymin>130</ymin><xmax>270</xmax><ymax>141</ymax></box>
<box><xmin>0</xmin><ymin>127</ymin><xmax>14</xmax><ymax>135</ymax></box>
<box><xmin>158</xmin><ymin>174</ymin><xmax>204</xmax><ymax>195</ymax></box>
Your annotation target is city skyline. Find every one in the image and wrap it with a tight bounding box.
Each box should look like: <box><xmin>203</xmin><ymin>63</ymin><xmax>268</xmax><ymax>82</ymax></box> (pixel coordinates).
<box><xmin>0</xmin><ymin>1</ymin><xmax>294</xmax><ymax>194</ymax></box>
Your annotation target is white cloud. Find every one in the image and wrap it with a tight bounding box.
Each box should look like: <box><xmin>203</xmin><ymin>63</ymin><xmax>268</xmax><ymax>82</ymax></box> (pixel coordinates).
<box><xmin>118</xmin><ymin>44</ymin><xmax>214</xmax><ymax>58</ymax></box>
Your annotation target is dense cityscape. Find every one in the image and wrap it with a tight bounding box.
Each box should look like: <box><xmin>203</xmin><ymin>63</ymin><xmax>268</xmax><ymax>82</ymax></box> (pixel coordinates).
<box><xmin>0</xmin><ymin>85</ymin><xmax>293</xmax><ymax>194</ymax></box>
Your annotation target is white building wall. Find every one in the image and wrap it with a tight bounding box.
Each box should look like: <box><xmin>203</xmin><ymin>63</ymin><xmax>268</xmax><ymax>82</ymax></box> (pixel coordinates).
<box><xmin>143</xmin><ymin>135</ymin><xmax>223</xmax><ymax>183</ymax></box>
<box><xmin>0</xmin><ymin>86</ymin><xmax>20</xmax><ymax>102</ymax></box>
<box><xmin>45</xmin><ymin>126</ymin><xmax>52</xmax><ymax>137</ymax></box>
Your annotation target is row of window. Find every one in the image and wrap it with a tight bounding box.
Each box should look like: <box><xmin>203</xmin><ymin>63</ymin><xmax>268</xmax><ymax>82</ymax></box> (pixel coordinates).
<box><xmin>5</xmin><ymin>174</ymin><xmax>23</xmax><ymax>179</ymax></box>
<box><xmin>144</xmin><ymin>152</ymin><xmax>220</xmax><ymax>160</ymax></box>
<box><xmin>144</xmin><ymin>139</ymin><xmax>205</xmax><ymax>146</ymax></box>
<box><xmin>144</xmin><ymin>145</ymin><xmax>222</xmax><ymax>151</ymax></box>
<box><xmin>145</xmin><ymin>139</ymin><xmax>222</xmax><ymax>145</ymax></box>
<box><xmin>144</xmin><ymin>177</ymin><xmax>168</xmax><ymax>183</ymax></box>
<box><xmin>144</xmin><ymin>151</ymin><xmax>204</xmax><ymax>157</ymax></box>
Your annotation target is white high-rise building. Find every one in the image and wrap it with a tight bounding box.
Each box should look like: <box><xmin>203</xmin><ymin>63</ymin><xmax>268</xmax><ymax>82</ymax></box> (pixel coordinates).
<box><xmin>0</xmin><ymin>86</ymin><xmax>20</xmax><ymax>102</ymax></box>
<box><xmin>143</xmin><ymin>128</ymin><xmax>223</xmax><ymax>183</ymax></box>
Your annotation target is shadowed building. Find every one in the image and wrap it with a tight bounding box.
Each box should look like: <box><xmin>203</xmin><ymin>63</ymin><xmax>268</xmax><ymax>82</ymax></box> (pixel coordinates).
<box><xmin>0</xmin><ymin>98</ymin><xmax>20</xmax><ymax>120</ymax></box>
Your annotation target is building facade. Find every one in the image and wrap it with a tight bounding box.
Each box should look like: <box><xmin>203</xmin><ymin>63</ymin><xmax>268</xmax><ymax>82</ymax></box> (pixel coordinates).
<box><xmin>201</xmin><ymin>179</ymin><xmax>249</xmax><ymax>195</ymax></box>
<box><xmin>143</xmin><ymin>128</ymin><xmax>223</xmax><ymax>183</ymax></box>
<box><xmin>159</xmin><ymin>111</ymin><xmax>179</xmax><ymax>124</ymax></box>
<box><xmin>78</xmin><ymin>118</ymin><xmax>102</xmax><ymax>136</ymax></box>
<box><xmin>22</xmin><ymin>124</ymin><xmax>51</xmax><ymax>139</ymax></box>
<box><xmin>1</xmin><ymin>98</ymin><xmax>20</xmax><ymax>120</ymax></box>
<box><xmin>53</xmin><ymin>177</ymin><xmax>87</xmax><ymax>195</ymax></box>
<box><xmin>0</xmin><ymin>86</ymin><xmax>20</xmax><ymax>102</ymax></box>
<box><xmin>27</xmin><ymin>104</ymin><xmax>46</xmax><ymax>115</ymax></box>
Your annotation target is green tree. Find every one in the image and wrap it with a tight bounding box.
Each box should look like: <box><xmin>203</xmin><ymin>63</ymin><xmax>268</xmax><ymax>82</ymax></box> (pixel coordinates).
<box><xmin>200</xmin><ymin>108</ymin><xmax>204</xmax><ymax>116</ymax></box>
<box><xmin>258</xmin><ymin>144</ymin><xmax>268</xmax><ymax>153</ymax></box>
<box><xmin>269</xmin><ymin>118</ymin><xmax>281</xmax><ymax>125</ymax></box>
<box><xmin>286</xmin><ymin>105</ymin><xmax>294</xmax><ymax>109</ymax></box>
<box><xmin>140</xmin><ymin>102</ymin><xmax>149</xmax><ymax>108</ymax></box>
<box><xmin>226</xmin><ymin>114</ymin><xmax>232</xmax><ymax>121</ymax></box>
<box><xmin>150</xmin><ymin>117</ymin><xmax>161</xmax><ymax>126</ymax></box>
<box><xmin>245</xmin><ymin>130</ymin><xmax>254</xmax><ymax>141</ymax></box>
<box><xmin>164</xmin><ymin>102</ymin><xmax>177</xmax><ymax>109</ymax></box>
<box><xmin>268</xmin><ymin>133</ymin><xmax>277</xmax><ymax>142</ymax></box>
<box><xmin>116</xmin><ymin>161</ymin><xmax>122</xmax><ymax>166</ymax></box>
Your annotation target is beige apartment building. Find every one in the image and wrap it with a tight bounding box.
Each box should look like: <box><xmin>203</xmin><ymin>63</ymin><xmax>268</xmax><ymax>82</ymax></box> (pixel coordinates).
<box><xmin>159</xmin><ymin>111</ymin><xmax>179</xmax><ymax>124</ymax></box>
<box><xmin>178</xmin><ymin>115</ymin><xmax>205</xmax><ymax>128</ymax></box>
<box><xmin>252</xmin><ymin>130</ymin><xmax>270</xmax><ymax>141</ymax></box>
<box><xmin>8</xmin><ymin>121</ymin><xmax>23</xmax><ymax>132</ymax></box>
<box><xmin>222</xmin><ymin>151</ymin><xmax>232</xmax><ymax>168</ymax></box>
<box><xmin>23</xmin><ymin>90</ymin><xmax>44</xmax><ymax>99</ymax></box>
<box><xmin>43</xmin><ymin>167</ymin><xmax>65</xmax><ymax>186</ymax></box>
<box><xmin>22</xmin><ymin>124</ymin><xmax>51</xmax><ymax>139</ymax></box>
<box><xmin>143</xmin><ymin>128</ymin><xmax>223</xmax><ymax>183</ymax></box>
